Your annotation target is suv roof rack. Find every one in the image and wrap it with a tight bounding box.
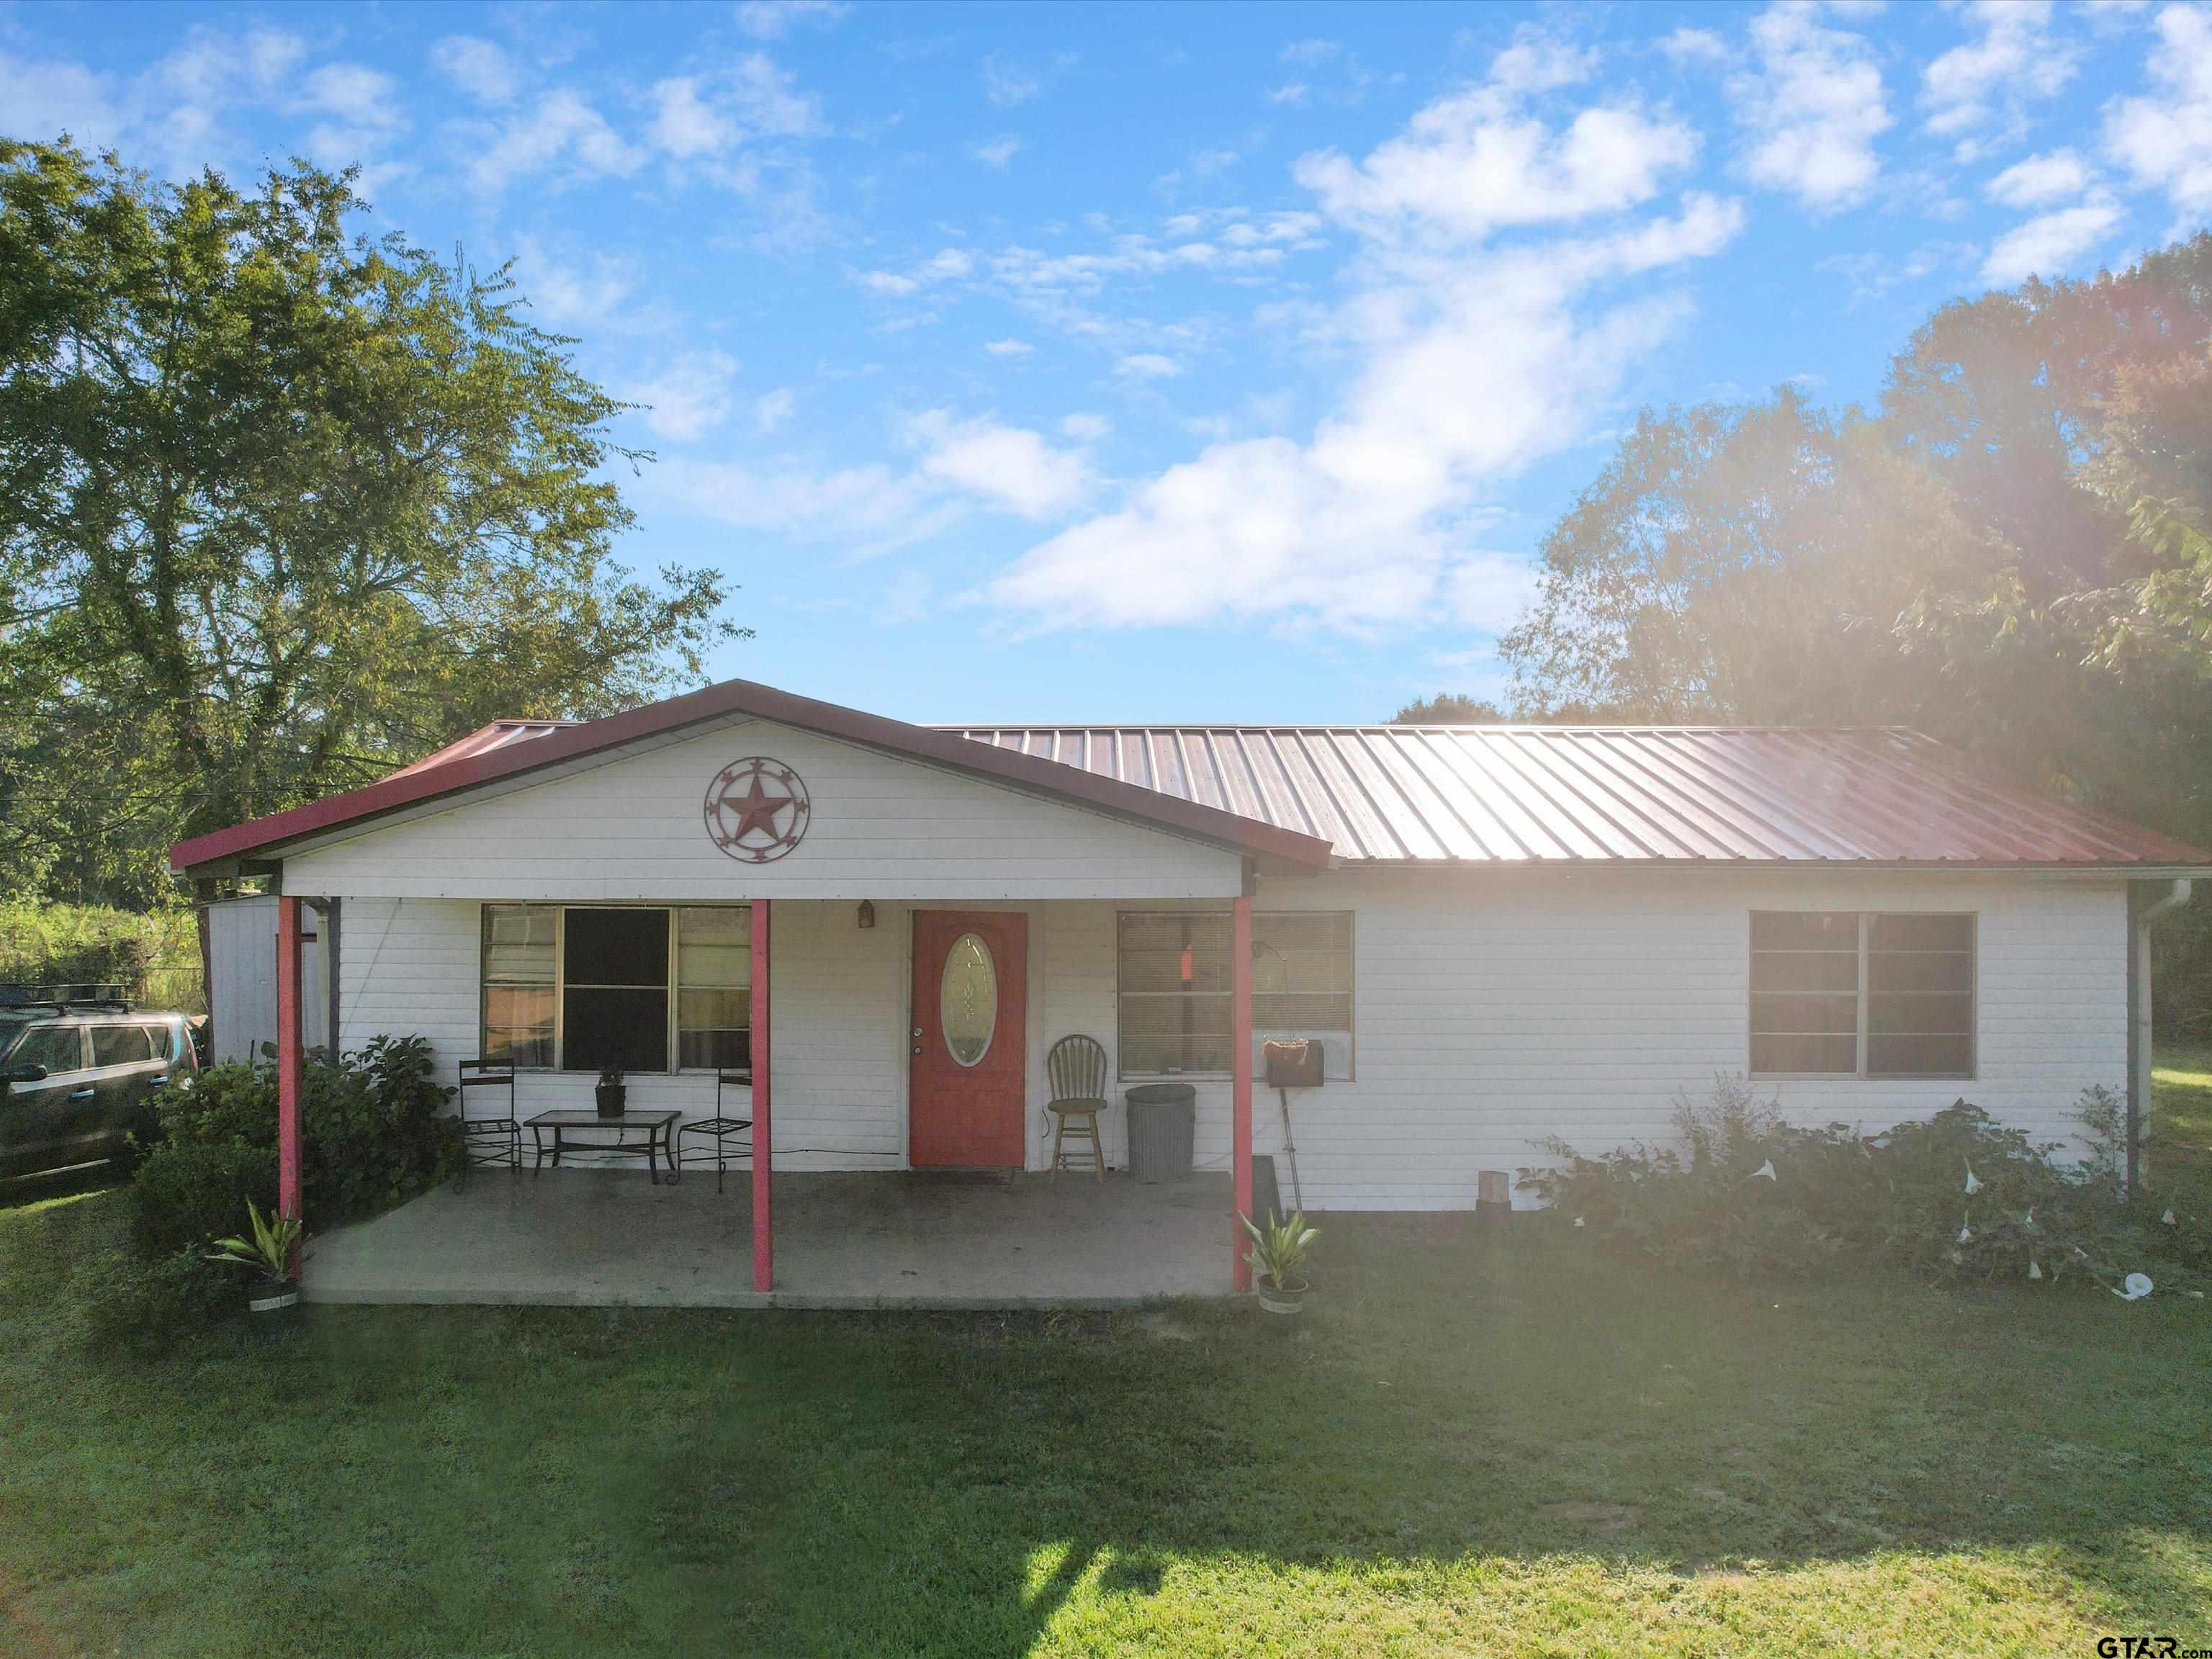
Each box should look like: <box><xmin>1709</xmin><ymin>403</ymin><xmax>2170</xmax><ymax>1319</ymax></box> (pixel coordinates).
<box><xmin>61</xmin><ymin>998</ymin><xmax>134</xmax><ymax>1013</ymax></box>
<box><xmin>0</xmin><ymin>984</ymin><xmax>132</xmax><ymax>1013</ymax></box>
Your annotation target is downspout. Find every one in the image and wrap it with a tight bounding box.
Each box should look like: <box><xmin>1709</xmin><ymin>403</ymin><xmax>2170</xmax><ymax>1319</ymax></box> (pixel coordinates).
<box><xmin>2128</xmin><ymin>878</ymin><xmax>2193</xmax><ymax>1192</ymax></box>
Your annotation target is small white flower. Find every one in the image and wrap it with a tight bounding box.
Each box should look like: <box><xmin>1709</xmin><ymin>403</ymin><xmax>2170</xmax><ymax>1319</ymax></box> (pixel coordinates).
<box><xmin>2162</xmin><ymin>1209</ymin><xmax>2177</xmax><ymax>1226</ymax></box>
<box><xmin>2022</xmin><ymin>1208</ymin><xmax>2035</xmax><ymax>1231</ymax></box>
<box><xmin>2028</xmin><ymin>1259</ymin><xmax>2043</xmax><ymax>1281</ymax></box>
<box><xmin>1963</xmin><ymin>1161</ymin><xmax>1982</xmax><ymax>1195</ymax></box>
<box><xmin>2114</xmin><ymin>1272</ymin><xmax>2154</xmax><ymax>1302</ymax></box>
<box><xmin>1958</xmin><ymin>1213</ymin><xmax>1974</xmax><ymax>1244</ymax></box>
<box><xmin>1573</xmin><ymin>1216</ymin><xmax>1586</xmax><ymax>1228</ymax></box>
<box><xmin>1748</xmin><ymin>1159</ymin><xmax>1777</xmax><ymax>1182</ymax></box>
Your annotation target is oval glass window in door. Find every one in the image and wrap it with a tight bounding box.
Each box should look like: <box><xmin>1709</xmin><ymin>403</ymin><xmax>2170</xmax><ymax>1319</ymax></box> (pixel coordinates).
<box><xmin>940</xmin><ymin>932</ymin><xmax>997</xmax><ymax>1067</ymax></box>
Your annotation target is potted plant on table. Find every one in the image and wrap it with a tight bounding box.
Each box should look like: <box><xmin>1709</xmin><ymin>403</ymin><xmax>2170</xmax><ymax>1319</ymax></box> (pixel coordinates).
<box><xmin>595</xmin><ymin>1065</ymin><xmax>627</xmax><ymax>1119</ymax></box>
<box><xmin>1241</xmin><ymin>1209</ymin><xmax>1318</xmax><ymax>1323</ymax></box>
<box><xmin>207</xmin><ymin>1198</ymin><xmax>304</xmax><ymax>1319</ymax></box>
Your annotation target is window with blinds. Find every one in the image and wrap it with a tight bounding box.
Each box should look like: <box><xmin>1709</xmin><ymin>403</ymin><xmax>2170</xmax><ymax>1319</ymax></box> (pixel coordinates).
<box><xmin>1749</xmin><ymin>911</ymin><xmax>1974</xmax><ymax>1079</ymax></box>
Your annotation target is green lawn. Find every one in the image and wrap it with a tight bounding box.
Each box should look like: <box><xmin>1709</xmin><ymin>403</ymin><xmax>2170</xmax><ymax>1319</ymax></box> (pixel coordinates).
<box><xmin>3</xmin><ymin>1193</ymin><xmax>2206</xmax><ymax>1656</ymax></box>
<box><xmin>2153</xmin><ymin>1041</ymin><xmax>2212</xmax><ymax>1218</ymax></box>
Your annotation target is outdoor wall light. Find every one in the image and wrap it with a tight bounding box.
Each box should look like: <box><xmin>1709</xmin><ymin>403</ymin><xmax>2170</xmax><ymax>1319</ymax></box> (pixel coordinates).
<box><xmin>857</xmin><ymin>900</ymin><xmax>876</xmax><ymax>930</ymax></box>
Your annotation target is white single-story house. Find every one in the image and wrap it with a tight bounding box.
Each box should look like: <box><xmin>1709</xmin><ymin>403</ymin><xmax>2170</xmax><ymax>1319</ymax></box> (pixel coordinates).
<box><xmin>171</xmin><ymin>676</ymin><xmax>2208</xmax><ymax>1301</ymax></box>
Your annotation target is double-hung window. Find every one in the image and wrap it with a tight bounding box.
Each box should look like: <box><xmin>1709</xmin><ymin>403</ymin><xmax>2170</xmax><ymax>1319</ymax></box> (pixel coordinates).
<box><xmin>1115</xmin><ymin>910</ymin><xmax>1355</xmax><ymax>1078</ymax></box>
<box><xmin>1749</xmin><ymin>911</ymin><xmax>1975</xmax><ymax>1079</ymax></box>
<box><xmin>480</xmin><ymin>904</ymin><xmax>752</xmax><ymax>1072</ymax></box>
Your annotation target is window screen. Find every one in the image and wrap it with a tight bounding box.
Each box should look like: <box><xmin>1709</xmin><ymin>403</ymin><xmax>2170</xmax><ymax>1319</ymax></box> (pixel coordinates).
<box><xmin>1750</xmin><ymin>912</ymin><xmax>1974</xmax><ymax>1079</ymax></box>
<box><xmin>677</xmin><ymin>907</ymin><xmax>751</xmax><ymax>1071</ymax></box>
<box><xmin>1252</xmin><ymin>912</ymin><xmax>1355</xmax><ymax>1079</ymax></box>
<box><xmin>1117</xmin><ymin>912</ymin><xmax>1233</xmax><ymax>1076</ymax></box>
<box><xmin>482</xmin><ymin>904</ymin><xmax>557</xmax><ymax>1068</ymax></box>
<box><xmin>1866</xmin><ymin>913</ymin><xmax>1974</xmax><ymax>1078</ymax></box>
<box><xmin>562</xmin><ymin>908</ymin><xmax>670</xmax><ymax>1074</ymax></box>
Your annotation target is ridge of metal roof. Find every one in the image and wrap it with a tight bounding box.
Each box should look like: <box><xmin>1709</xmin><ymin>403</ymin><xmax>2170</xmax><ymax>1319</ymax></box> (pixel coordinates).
<box><xmin>945</xmin><ymin>723</ymin><xmax>2212</xmax><ymax>868</ymax></box>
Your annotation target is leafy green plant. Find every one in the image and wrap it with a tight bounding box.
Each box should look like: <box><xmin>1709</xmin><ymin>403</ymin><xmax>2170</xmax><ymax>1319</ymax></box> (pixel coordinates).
<box><xmin>1241</xmin><ymin>1210</ymin><xmax>1318</xmax><ymax>1290</ymax></box>
<box><xmin>1521</xmin><ymin>1075</ymin><xmax>2211</xmax><ymax>1292</ymax></box>
<box><xmin>206</xmin><ymin>1200</ymin><xmax>302</xmax><ymax>1283</ymax></box>
<box><xmin>129</xmin><ymin>1035</ymin><xmax>457</xmax><ymax>1259</ymax></box>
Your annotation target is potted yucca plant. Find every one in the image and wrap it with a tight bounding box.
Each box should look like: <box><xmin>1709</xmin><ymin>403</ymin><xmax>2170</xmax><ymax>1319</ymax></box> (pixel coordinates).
<box><xmin>1241</xmin><ymin>1209</ymin><xmax>1318</xmax><ymax>1321</ymax></box>
<box><xmin>207</xmin><ymin>1198</ymin><xmax>304</xmax><ymax>1318</ymax></box>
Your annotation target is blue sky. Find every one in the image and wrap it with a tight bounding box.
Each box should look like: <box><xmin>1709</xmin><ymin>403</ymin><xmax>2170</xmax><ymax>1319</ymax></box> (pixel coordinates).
<box><xmin>6</xmin><ymin>1</ymin><xmax>2211</xmax><ymax>725</ymax></box>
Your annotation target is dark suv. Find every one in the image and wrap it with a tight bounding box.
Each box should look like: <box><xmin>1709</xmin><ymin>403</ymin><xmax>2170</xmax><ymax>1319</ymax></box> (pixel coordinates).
<box><xmin>0</xmin><ymin>1000</ymin><xmax>199</xmax><ymax>1179</ymax></box>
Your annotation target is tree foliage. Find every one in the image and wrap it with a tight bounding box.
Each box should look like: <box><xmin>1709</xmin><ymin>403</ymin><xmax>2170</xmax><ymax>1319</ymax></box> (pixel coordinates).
<box><xmin>1391</xmin><ymin>693</ymin><xmax>1506</xmax><ymax>724</ymax></box>
<box><xmin>1501</xmin><ymin>233</ymin><xmax>2212</xmax><ymax>851</ymax></box>
<box><xmin>0</xmin><ymin>142</ymin><xmax>742</xmax><ymax>904</ymax></box>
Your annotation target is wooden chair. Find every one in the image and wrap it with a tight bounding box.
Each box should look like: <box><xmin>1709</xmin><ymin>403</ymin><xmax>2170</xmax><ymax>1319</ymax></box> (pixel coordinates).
<box><xmin>455</xmin><ymin>1059</ymin><xmax>521</xmax><ymax>1187</ymax></box>
<box><xmin>1044</xmin><ymin>1034</ymin><xmax>1110</xmax><ymax>1182</ymax></box>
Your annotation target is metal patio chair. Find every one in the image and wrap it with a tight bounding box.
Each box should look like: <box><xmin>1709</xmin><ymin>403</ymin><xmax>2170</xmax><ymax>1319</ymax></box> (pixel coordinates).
<box><xmin>455</xmin><ymin>1058</ymin><xmax>521</xmax><ymax>1187</ymax></box>
<box><xmin>1044</xmin><ymin>1034</ymin><xmax>1110</xmax><ymax>1182</ymax></box>
<box><xmin>677</xmin><ymin>1066</ymin><xmax>753</xmax><ymax>1193</ymax></box>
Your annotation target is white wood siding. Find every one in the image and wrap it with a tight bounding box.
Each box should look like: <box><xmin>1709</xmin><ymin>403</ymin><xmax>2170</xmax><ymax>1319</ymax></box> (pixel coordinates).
<box><xmin>1186</xmin><ymin>868</ymin><xmax>2129</xmax><ymax>1210</ymax></box>
<box><xmin>322</xmin><ymin>873</ymin><xmax>2127</xmax><ymax>1207</ymax></box>
<box><xmin>284</xmin><ymin>716</ymin><xmax>1241</xmax><ymax>902</ymax></box>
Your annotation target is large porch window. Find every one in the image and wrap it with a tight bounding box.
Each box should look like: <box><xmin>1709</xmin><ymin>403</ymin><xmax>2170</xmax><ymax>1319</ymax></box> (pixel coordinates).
<box><xmin>1116</xmin><ymin>910</ymin><xmax>1355</xmax><ymax>1079</ymax></box>
<box><xmin>480</xmin><ymin>904</ymin><xmax>752</xmax><ymax>1072</ymax></box>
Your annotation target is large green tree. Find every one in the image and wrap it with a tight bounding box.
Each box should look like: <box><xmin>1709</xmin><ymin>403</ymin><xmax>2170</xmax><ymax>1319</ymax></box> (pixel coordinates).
<box><xmin>0</xmin><ymin>143</ymin><xmax>739</xmax><ymax>904</ymax></box>
<box><xmin>1501</xmin><ymin>235</ymin><xmax>2212</xmax><ymax>841</ymax></box>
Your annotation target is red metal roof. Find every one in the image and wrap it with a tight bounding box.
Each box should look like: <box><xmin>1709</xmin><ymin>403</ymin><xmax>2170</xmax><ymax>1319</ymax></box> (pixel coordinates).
<box><xmin>169</xmin><ymin>683</ymin><xmax>2212</xmax><ymax>876</ymax></box>
<box><xmin>948</xmin><ymin>724</ymin><xmax>2212</xmax><ymax>867</ymax></box>
<box><xmin>385</xmin><ymin>719</ymin><xmax>578</xmax><ymax>778</ymax></box>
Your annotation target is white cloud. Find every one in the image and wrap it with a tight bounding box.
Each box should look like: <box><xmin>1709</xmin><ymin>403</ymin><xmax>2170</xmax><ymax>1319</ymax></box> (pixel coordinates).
<box><xmin>657</xmin><ymin>458</ymin><xmax>936</xmax><ymax>547</ymax></box>
<box><xmin>2105</xmin><ymin>3</ymin><xmax>2212</xmax><ymax>217</ymax></box>
<box><xmin>981</xmin><ymin>55</ymin><xmax>1043</xmax><ymax>107</ymax></box>
<box><xmin>1</xmin><ymin>27</ymin><xmax>307</xmax><ymax>171</ymax></box>
<box><xmin>630</xmin><ymin>351</ymin><xmax>741</xmax><ymax>441</ymax></box>
<box><xmin>735</xmin><ymin>0</ymin><xmax>849</xmax><ymax>40</ymax></box>
<box><xmin>1986</xmin><ymin>149</ymin><xmax>2092</xmax><ymax>208</ymax></box>
<box><xmin>1295</xmin><ymin>79</ymin><xmax>1699</xmax><ymax>245</ymax></box>
<box><xmin>1281</xmin><ymin>40</ymin><xmax>1341</xmax><ymax>66</ymax></box>
<box><xmin>0</xmin><ymin>51</ymin><xmax>126</xmax><ymax>148</ymax></box>
<box><xmin>907</xmin><ymin>411</ymin><xmax>1093</xmax><ymax>518</ymax></box>
<box><xmin>1061</xmin><ymin>413</ymin><xmax>1112</xmax><ymax>441</ymax></box>
<box><xmin>858</xmin><ymin>246</ymin><xmax>974</xmax><ymax>297</ymax></box>
<box><xmin>513</xmin><ymin>240</ymin><xmax>644</xmax><ymax>328</ymax></box>
<box><xmin>1981</xmin><ymin>199</ymin><xmax>2123</xmax><ymax>285</ymax></box>
<box><xmin>1660</xmin><ymin>27</ymin><xmax>1730</xmax><ymax>68</ymax></box>
<box><xmin>755</xmin><ymin>388</ymin><xmax>797</xmax><ymax>431</ymax></box>
<box><xmin>1487</xmin><ymin>26</ymin><xmax>1599</xmax><ymax>97</ymax></box>
<box><xmin>985</xmin><ymin>57</ymin><xmax>1743</xmax><ymax>634</ymax></box>
<box><xmin>985</xmin><ymin>338</ymin><xmax>1035</xmax><ymax>356</ymax></box>
<box><xmin>652</xmin><ymin>77</ymin><xmax>739</xmax><ymax>158</ymax></box>
<box><xmin>465</xmin><ymin>89</ymin><xmax>646</xmax><ymax>194</ymax></box>
<box><xmin>1116</xmin><ymin>353</ymin><xmax>1182</xmax><ymax>379</ymax></box>
<box><xmin>430</xmin><ymin>36</ymin><xmax>516</xmax><ymax>106</ymax></box>
<box><xmin>1267</xmin><ymin>82</ymin><xmax>1310</xmax><ymax>107</ymax></box>
<box><xmin>1920</xmin><ymin>0</ymin><xmax>2074</xmax><ymax>153</ymax></box>
<box><xmin>1728</xmin><ymin>1</ymin><xmax>1892</xmax><ymax>211</ymax></box>
<box><xmin>300</xmin><ymin>63</ymin><xmax>408</xmax><ymax>166</ymax></box>
<box><xmin>972</xmin><ymin>134</ymin><xmax>1022</xmax><ymax>168</ymax></box>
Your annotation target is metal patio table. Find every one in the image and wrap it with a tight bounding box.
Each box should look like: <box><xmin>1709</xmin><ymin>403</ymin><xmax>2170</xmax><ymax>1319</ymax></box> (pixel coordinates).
<box><xmin>526</xmin><ymin>1109</ymin><xmax>685</xmax><ymax>1184</ymax></box>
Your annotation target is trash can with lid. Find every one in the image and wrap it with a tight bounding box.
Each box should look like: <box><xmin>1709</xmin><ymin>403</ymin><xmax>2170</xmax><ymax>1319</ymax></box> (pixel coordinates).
<box><xmin>1124</xmin><ymin>1082</ymin><xmax>1197</xmax><ymax>1183</ymax></box>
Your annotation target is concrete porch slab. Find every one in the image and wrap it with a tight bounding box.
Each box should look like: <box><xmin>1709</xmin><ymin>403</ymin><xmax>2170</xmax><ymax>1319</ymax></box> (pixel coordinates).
<box><xmin>302</xmin><ymin>1169</ymin><xmax>1234</xmax><ymax>1309</ymax></box>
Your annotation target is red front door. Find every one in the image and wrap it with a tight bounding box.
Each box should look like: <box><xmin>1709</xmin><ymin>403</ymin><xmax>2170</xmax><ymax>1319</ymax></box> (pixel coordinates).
<box><xmin>910</xmin><ymin>910</ymin><xmax>1028</xmax><ymax>1168</ymax></box>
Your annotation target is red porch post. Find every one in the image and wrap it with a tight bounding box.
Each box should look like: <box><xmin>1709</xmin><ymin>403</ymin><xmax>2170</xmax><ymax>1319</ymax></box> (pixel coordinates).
<box><xmin>1231</xmin><ymin>893</ymin><xmax>1254</xmax><ymax>1292</ymax></box>
<box><xmin>275</xmin><ymin>894</ymin><xmax>304</xmax><ymax>1228</ymax></box>
<box><xmin>751</xmin><ymin>898</ymin><xmax>773</xmax><ymax>1293</ymax></box>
